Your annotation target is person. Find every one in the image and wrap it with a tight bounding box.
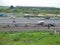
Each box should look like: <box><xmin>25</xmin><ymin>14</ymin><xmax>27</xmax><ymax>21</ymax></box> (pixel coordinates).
<box><xmin>13</xmin><ymin>20</ymin><xmax>16</xmax><ymax>27</ymax></box>
<box><xmin>48</xmin><ymin>24</ymin><xmax>50</xmax><ymax>29</ymax></box>
<box><xmin>7</xmin><ymin>24</ymin><xmax>9</xmax><ymax>27</ymax></box>
<box><xmin>13</xmin><ymin>20</ymin><xmax>15</xmax><ymax>23</ymax></box>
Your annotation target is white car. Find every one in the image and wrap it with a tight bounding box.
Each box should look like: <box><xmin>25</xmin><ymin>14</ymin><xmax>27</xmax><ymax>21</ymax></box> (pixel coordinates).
<box><xmin>37</xmin><ymin>21</ymin><xmax>44</xmax><ymax>26</ymax></box>
<box><xmin>38</xmin><ymin>21</ymin><xmax>44</xmax><ymax>23</ymax></box>
<box><xmin>9</xmin><ymin>16</ymin><xmax>16</xmax><ymax>19</ymax></box>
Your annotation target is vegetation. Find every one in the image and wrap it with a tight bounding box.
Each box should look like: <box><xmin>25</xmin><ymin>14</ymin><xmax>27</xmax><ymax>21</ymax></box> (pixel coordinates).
<box><xmin>0</xmin><ymin>6</ymin><xmax>60</xmax><ymax>18</ymax></box>
<box><xmin>0</xmin><ymin>31</ymin><xmax>60</xmax><ymax>45</ymax></box>
<box><xmin>0</xmin><ymin>6</ymin><xmax>60</xmax><ymax>14</ymax></box>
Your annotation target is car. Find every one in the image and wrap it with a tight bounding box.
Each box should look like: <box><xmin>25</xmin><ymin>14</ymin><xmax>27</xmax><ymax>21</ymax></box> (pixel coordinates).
<box><xmin>0</xmin><ymin>14</ymin><xmax>7</xmax><ymax>17</ymax></box>
<box><xmin>9</xmin><ymin>15</ymin><xmax>16</xmax><ymax>19</ymax></box>
<box><xmin>49</xmin><ymin>23</ymin><xmax>55</xmax><ymax>27</ymax></box>
<box><xmin>38</xmin><ymin>21</ymin><xmax>44</xmax><ymax>23</ymax></box>
<box><xmin>37</xmin><ymin>21</ymin><xmax>44</xmax><ymax>26</ymax></box>
<box><xmin>45</xmin><ymin>16</ymin><xmax>50</xmax><ymax>19</ymax></box>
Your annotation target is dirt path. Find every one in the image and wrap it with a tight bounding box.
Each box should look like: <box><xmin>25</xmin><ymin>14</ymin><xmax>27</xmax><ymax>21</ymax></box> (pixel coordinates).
<box><xmin>0</xmin><ymin>27</ymin><xmax>54</xmax><ymax>31</ymax></box>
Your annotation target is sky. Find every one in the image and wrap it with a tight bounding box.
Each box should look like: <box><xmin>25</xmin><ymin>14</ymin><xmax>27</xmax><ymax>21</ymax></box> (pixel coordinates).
<box><xmin>0</xmin><ymin>0</ymin><xmax>60</xmax><ymax>8</ymax></box>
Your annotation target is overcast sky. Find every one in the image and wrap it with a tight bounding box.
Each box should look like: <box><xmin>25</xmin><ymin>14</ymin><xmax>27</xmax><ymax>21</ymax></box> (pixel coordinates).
<box><xmin>0</xmin><ymin>0</ymin><xmax>60</xmax><ymax>8</ymax></box>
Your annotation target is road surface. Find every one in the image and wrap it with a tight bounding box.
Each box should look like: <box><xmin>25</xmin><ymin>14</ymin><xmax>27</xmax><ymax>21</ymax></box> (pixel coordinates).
<box><xmin>0</xmin><ymin>18</ymin><xmax>60</xmax><ymax>31</ymax></box>
<box><xmin>0</xmin><ymin>18</ymin><xmax>60</xmax><ymax>24</ymax></box>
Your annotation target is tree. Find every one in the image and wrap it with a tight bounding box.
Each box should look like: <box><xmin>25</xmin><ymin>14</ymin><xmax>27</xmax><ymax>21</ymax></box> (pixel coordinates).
<box><xmin>10</xmin><ymin>5</ymin><xmax>14</xmax><ymax>9</ymax></box>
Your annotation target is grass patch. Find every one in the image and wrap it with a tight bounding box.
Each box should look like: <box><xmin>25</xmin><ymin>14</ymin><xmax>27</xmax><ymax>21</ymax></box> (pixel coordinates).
<box><xmin>0</xmin><ymin>31</ymin><xmax>60</xmax><ymax>45</ymax></box>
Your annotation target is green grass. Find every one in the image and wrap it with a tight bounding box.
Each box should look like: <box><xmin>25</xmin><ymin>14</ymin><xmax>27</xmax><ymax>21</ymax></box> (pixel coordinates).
<box><xmin>0</xmin><ymin>31</ymin><xmax>60</xmax><ymax>45</ymax></box>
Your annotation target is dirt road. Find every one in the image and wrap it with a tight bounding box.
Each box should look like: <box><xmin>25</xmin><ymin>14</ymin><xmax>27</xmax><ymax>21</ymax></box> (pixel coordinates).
<box><xmin>0</xmin><ymin>27</ymin><xmax>55</xmax><ymax>31</ymax></box>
